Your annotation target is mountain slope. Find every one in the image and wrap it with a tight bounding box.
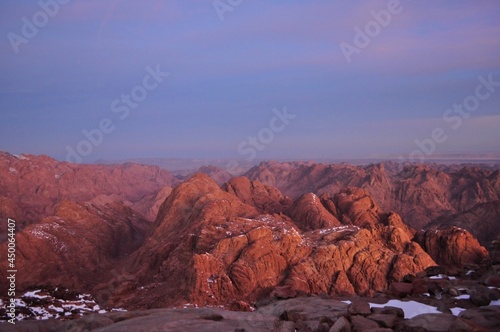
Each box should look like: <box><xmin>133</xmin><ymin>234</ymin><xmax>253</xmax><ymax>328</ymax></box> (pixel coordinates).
<box><xmin>425</xmin><ymin>201</ymin><xmax>500</xmax><ymax>246</ymax></box>
<box><xmin>0</xmin><ymin>201</ymin><xmax>150</xmax><ymax>294</ymax></box>
<box><xmin>0</xmin><ymin>152</ymin><xmax>178</xmax><ymax>238</ymax></box>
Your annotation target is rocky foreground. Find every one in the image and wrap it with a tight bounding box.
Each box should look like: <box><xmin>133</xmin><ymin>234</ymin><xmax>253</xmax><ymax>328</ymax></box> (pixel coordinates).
<box><xmin>2</xmin><ymin>273</ymin><xmax>500</xmax><ymax>331</ymax></box>
<box><xmin>3</xmin><ymin>245</ymin><xmax>500</xmax><ymax>331</ymax></box>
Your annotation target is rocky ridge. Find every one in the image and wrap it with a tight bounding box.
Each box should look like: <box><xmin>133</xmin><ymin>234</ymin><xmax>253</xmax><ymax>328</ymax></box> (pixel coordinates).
<box><xmin>95</xmin><ymin>174</ymin><xmax>440</xmax><ymax>309</ymax></box>
<box><xmin>0</xmin><ymin>152</ymin><xmax>177</xmax><ymax>238</ymax></box>
<box><xmin>244</xmin><ymin>161</ymin><xmax>500</xmax><ymax>238</ymax></box>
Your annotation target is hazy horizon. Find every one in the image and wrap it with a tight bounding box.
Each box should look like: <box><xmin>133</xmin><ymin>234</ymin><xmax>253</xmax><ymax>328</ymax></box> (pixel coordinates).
<box><xmin>1</xmin><ymin>1</ymin><xmax>499</xmax><ymax>163</ymax></box>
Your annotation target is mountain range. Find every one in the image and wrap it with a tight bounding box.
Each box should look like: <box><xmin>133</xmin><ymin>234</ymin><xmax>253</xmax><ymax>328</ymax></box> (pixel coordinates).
<box><xmin>0</xmin><ymin>151</ymin><xmax>499</xmax><ymax>330</ymax></box>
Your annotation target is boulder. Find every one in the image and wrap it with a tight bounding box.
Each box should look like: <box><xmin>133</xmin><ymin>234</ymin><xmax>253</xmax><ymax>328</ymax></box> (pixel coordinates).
<box><xmin>347</xmin><ymin>300</ymin><xmax>371</xmax><ymax>316</ymax></box>
<box><xmin>391</xmin><ymin>282</ymin><xmax>413</xmax><ymax>298</ymax></box>
<box><xmin>459</xmin><ymin>306</ymin><xmax>500</xmax><ymax>330</ymax></box>
<box><xmin>329</xmin><ymin>316</ymin><xmax>351</xmax><ymax>332</ymax></box>
<box><xmin>350</xmin><ymin>315</ymin><xmax>380</xmax><ymax>331</ymax></box>
<box><xmin>367</xmin><ymin>313</ymin><xmax>397</xmax><ymax>328</ymax></box>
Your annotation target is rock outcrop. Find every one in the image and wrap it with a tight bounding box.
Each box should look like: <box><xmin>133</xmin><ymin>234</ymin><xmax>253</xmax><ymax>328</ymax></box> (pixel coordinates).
<box><xmin>7</xmin><ymin>171</ymin><xmax>485</xmax><ymax>310</ymax></box>
<box><xmin>414</xmin><ymin>227</ymin><xmax>489</xmax><ymax>269</ymax></box>
<box><xmin>223</xmin><ymin>176</ymin><xmax>292</xmax><ymax>214</ymax></box>
<box><xmin>286</xmin><ymin>193</ymin><xmax>341</xmax><ymax>231</ymax></box>
<box><xmin>97</xmin><ymin>174</ymin><xmax>437</xmax><ymax>309</ymax></box>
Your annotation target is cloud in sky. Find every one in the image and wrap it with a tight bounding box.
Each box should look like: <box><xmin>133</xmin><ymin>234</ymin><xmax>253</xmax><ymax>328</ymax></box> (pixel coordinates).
<box><xmin>0</xmin><ymin>0</ymin><xmax>499</xmax><ymax>162</ymax></box>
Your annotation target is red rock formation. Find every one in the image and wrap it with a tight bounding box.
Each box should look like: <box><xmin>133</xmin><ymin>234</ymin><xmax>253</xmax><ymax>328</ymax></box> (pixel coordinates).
<box><xmin>414</xmin><ymin>227</ymin><xmax>489</xmax><ymax>269</ymax></box>
<box><xmin>223</xmin><ymin>176</ymin><xmax>292</xmax><ymax>214</ymax></box>
<box><xmin>101</xmin><ymin>174</ymin><xmax>436</xmax><ymax>309</ymax></box>
<box><xmin>286</xmin><ymin>193</ymin><xmax>341</xmax><ymax>231</ymax></box>
<box><xmin>332</xmin><ymin>187</ymin><xmax>383</xmax><ymax>228</ymax></box>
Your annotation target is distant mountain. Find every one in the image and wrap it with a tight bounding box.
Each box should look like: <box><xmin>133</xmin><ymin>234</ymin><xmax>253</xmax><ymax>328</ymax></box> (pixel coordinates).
<box><xmin>189</xmin><ymin>165</ymin><xmax>233</xmax><ymax>185</ymax></box>
<box><xmin>244</xmin><ymin>161</ymin><xmax>500</xmax><ymax>232</ymax></box>
<box><xmin>0</xmin><ymin>152</ymin><xmax>177</xmax><ymax>240</ymax></box>
<box><xmin>94</xmin><ymin>157</ymin><xmax>259</xmax><ymax>176</ymax></box>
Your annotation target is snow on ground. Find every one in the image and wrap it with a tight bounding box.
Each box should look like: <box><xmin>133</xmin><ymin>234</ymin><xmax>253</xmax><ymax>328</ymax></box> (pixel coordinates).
<box><xmin>0</xmin><ymin>289</ymin><xmax>127</xmax><ymax>323</ymax></box>
<box><xmin>370</xmin><ymin>300</ymin><xmax>441</xmax><ymax>319</ymax></box>
<box><xmin>450</xmin><ymin>307</ymin><xmax>466</xmax><ymax>316</ymax></box>
<box><xmin>454</xmin><ymin>294</ymin><xmax>470</xmax><ymax>300</ymax></box>
<box><xmin>23</xmin><ymin>290</ymin><xmax>50</xmax><ymax>299</ymax></box>
<box><xmin>344</xmin><ymin>299</ymin><xmax>450</xmax><ymax>319</ymax></box>
<box><xmin>428</xmin><ymin>274</ymin><xmax>456</xmax><ymax>280</ymax></box>
<box><xmin>318</xmin><ymin>225</ymin><xmax>358</xmax><ymax>235</ymax></box>
<box><xmin>429</xmin><ymin>274</ymin><xmax>446</xmax><ymax>279</ymax></box>
<box><xmin>13</xmin><ymin>154</ymin><xmax>29</xmax><ymax>160</ymax></box>
<box><xmin>369</xmin><ymin>296</ymin><xmax>499</xmax><ymax>318</ymax></box>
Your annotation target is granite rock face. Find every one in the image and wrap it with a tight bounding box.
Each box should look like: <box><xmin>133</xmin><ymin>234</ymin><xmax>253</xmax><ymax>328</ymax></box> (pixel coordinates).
<box><xmin>102</xmin><ymin>174</ymin><xmax>436</xmax><ymax>309</ymax></box>
<box><xmin>1</xmin><ymin>171</ymin><xmax>442</xmax><ymax>309</ymax></box>
<box><xmin>414</xmin><ymin>227</ymin><xmax>489</xmax><ymax>269</ymax></box>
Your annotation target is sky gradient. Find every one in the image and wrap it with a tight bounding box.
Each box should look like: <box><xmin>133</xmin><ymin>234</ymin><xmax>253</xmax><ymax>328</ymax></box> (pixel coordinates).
<box><xmin>1</xmin><ymin>0</ymin><xmax>499</xmax><ymax>162</ymax></box>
